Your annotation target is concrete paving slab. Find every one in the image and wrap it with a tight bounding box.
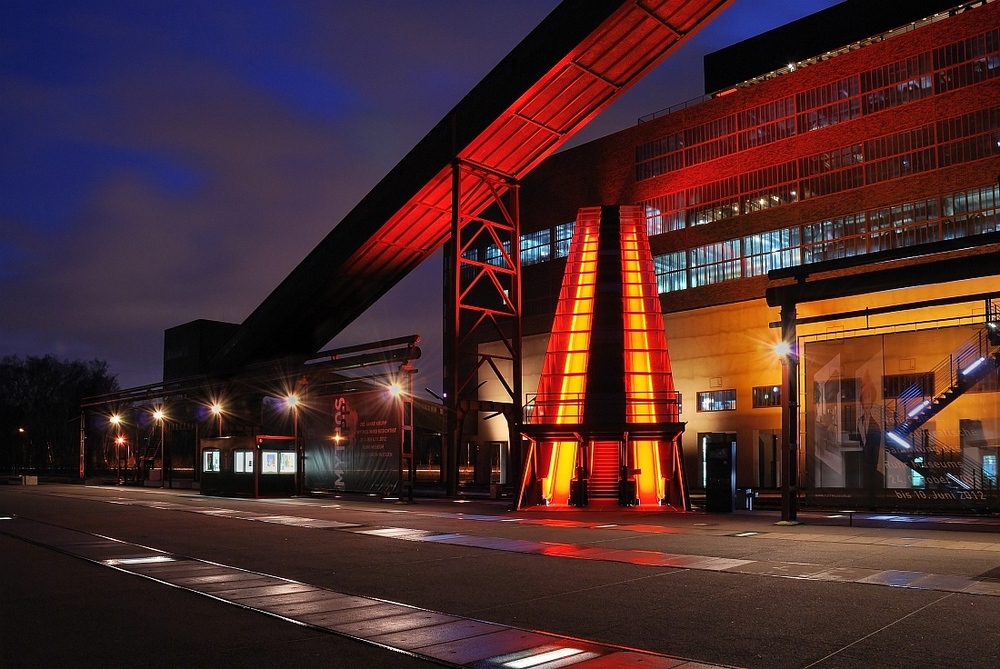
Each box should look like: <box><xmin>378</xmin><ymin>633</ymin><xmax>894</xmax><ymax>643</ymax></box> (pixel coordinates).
<box><xmin>368</xmin><ymin>619</ymin><xmax>505</xmax><ymax>650</ymax></box>
<box><xmin>420</xmin><ymin>629</ymin><xmax>555</xmax><ymax>664</ymax></box>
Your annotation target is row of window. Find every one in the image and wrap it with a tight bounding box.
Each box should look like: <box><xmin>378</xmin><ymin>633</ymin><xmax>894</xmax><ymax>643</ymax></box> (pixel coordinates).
<box><xmin>517</xmin><ymin>181</ymin><xmax>998</xmax><ymax>296</ymax></box>
<box><xmin>635</xmin><ymin>27</ymin><xmax>1000</xmax><ymax>180</ymax></box>
<box><xmin>640</xmin><ymin>105</ymin><xmax>1000</xmax><ymax>232</ymax></box>
<box><xmin>652</xmin><ymin>183</ymin><xmax>1000</xmax><ymax>293</ymax></box>
<box><xmin>202</xmin><ymin>449</ymin><xmax>296</xmax><ymax>474</ymax></box>
<box><xmin>697</xmin><ymin>387</ymin><xmax>783</xmax><ymax>412</ymax></box>
<box><xmin>700</xmin><ymin>369</ymin><xmax>998</xmax><ymax>415</ymax></box>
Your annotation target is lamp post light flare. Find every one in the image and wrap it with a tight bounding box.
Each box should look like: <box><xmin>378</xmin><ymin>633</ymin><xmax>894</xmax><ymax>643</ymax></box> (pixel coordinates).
<box><xmin>211</xmin><ymin>403</ymin><xmax>223</xmax><ymax>437</ymax></box>
<box><xmin>286</xmin><ymin>395</ymin><xmax>302</xmax><ymax>495</ymax></box>
<box><xmin>153</xmin><ymin>409</ymin><xmax>166</xmax><ymax>488</ymax></box>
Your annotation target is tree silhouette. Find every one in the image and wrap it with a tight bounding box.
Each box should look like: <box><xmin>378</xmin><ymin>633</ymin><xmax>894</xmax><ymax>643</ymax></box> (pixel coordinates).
<box><xmin>0</xmin><ymin>355</ymin><xmax>118</xmax><ymax>475</ymax></box>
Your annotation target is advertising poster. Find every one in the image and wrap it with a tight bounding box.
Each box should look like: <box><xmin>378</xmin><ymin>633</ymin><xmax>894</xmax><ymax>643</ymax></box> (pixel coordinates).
<box><xmin>304</xmin><ymin>391</ymin><xmax>400</xmax><ymax>494</ymax></box>
<box><xmin>813</xmin><ymin>353</ymin><xmax>842</xmax><ymax>486</ymax></box>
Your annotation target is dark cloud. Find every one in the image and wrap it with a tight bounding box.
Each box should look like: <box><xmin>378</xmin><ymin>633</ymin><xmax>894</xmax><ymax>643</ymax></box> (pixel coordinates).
<box><xmin>0</xmin><ymin>0</ymin><xmax>838</xmax><ymax>391</ymax></box>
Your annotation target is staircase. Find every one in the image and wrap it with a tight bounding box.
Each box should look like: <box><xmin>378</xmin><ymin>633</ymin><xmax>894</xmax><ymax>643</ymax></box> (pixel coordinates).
<box><xmin>884</xmin><ymin>309</ymin><xmax>1000</xmax><ymax>508</ymax></box>
<box><xmin>588</xmin><ymin>442</ymin><xmax>620</xmax><ymax>498</ymax></box>
<box><xmin>889</xmin><ymin>329</ymin><xmax>999</xmax><ymax>440</ymax></box>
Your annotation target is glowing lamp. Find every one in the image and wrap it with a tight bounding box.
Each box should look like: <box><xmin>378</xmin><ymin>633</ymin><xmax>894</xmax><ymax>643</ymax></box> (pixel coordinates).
<box><xmin>773</xmin><ymin>341</ymin><xmax>792</xmax><ymax>357</ymax></box>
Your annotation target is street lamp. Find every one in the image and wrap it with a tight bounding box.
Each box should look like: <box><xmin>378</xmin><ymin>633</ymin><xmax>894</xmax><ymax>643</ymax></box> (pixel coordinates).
<box><xmin>110</xmin><ymin>415</ymin><xmax>123</xmax><ymax>483</ymax></box>
<box><xmin>115</xmin><ymin>435</ymin><xmax>126</xmax><ymax>484</ymax></box>
<box><xmin>16</xmin><ymin>427</ymin><xmax>25</xmax><ymax>474</ymax></box>
<box><xmin>153</xmin><ymin>409</ymin><xmax>166</xmax><ymax>488</ymax></box>
<box><xmin>776</xmin><ymin>306</ymin><xmax>800</xmax><ymax>524</ymax></box>
<box><xmin>285</xmin><ymin>395</ymin><xmax>301</xmax><ymax>495</ymax></box>
<box><xmin>211</xmin><ymin>403</ymin><xmax>223</xmax><ymax>437</ymax></box>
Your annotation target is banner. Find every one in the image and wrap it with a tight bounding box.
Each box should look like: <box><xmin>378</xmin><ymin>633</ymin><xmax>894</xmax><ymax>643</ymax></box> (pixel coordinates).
<box><xmin>304</xmin><ymin>391</ymin><xmax>400</xmax><ymax>494</ymax></box>
<box><xmin>813</xmin><ymin>353</ymin><xmax>842</xmax><ymax>486</ymax></box>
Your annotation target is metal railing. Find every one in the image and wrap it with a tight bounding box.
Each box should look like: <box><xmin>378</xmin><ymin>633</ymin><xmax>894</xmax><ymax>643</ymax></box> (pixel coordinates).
<box><xmin>524</xmin><ymin>391</ymin><xmax>681</xmax><ymax>425</ymax></box>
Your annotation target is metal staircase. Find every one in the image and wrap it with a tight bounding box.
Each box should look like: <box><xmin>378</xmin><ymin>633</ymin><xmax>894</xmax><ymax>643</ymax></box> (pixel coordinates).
<box><xmin>588</xmin><ymin>443</ymin><xmax>620</xmax><ymax>498</ymax></box>
<box><xmin>884</xmin><ymin>304</ymin><xmax>1000</xmax><ymax>508</ymax></box>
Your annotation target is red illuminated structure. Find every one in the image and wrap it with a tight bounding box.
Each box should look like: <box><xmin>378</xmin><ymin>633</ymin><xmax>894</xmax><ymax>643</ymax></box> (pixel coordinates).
<box><xmin>520</xmin><ymin>206</ymin><xmax>686</xmax><ymax>509</ymax></box>
<box><xmin>499</xmin><ymin>0</ymin><xmax>1000</xmax><ymax>515</ymax></box>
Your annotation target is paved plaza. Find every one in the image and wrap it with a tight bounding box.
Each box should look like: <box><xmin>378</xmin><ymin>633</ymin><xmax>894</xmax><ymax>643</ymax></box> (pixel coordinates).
<box><xmin>3</xmin><ymin>484</ymin><xmax>1000</xmax><ymax>668</ymax></box>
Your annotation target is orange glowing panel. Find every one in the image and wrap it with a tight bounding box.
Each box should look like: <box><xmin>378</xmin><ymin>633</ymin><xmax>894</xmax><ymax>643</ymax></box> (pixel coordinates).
<box><xmin>619</xmin><ymin>208</ymin><xmax>677</xmax><ymax>506</ymax></box>
<box><xmin>535</xmin><ymin>210</ymin><xmax>602</xmax><ymax>503</ymax></box>
<box><xmin>530</xmin><ymin>205</ymin><xmax>684</xmax><ymax>508</ymax></box>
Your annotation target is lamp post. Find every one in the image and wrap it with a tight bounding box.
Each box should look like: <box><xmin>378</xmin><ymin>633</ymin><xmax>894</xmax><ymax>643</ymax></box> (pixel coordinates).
<box><xmin>110</xmin><ymin>415</ymin><xmax>122</xmax><ymax>483</ymax></box>
<box><xmin>778</xmin><ymin>303</ymin><xmax>800</xmax><ymax>523</ymax></box>
<box><xmin>153</xmin><ymin>409</ymin><xmax>166</xmax><ymax>488</ymax></box>
<box><xmin>286</xmin><ymin>395</ymin><xmax>301</xmax><ymax>495</ymax></box>
<box><xmin>16</xmin><ymin>427</ymin><xmax>25</xmax><ymax>475</ymax></box>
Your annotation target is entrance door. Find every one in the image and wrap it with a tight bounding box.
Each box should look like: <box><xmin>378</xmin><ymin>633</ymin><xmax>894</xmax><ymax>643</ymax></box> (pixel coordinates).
<box><xmin>754</xmin><ymin>429</ymin><xmax>780</xmax><ymax>488</ymax></box>
<box><xmin>696</xmin><ymin>432</ymin><xmax>737</xmax><ymax>489</ymax></box>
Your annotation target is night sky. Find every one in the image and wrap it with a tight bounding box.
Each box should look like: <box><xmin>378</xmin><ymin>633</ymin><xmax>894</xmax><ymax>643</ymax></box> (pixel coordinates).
<box><xmin>1</xmin><ymin>0</ymin><xmax>840</xmax><ymax>393</ymax></box>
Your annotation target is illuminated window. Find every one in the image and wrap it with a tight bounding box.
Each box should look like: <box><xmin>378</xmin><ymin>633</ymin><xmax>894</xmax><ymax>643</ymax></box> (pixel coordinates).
<box><xmin>743</xmin><ymin>228</ymin><xmax>800</xmax><ymax>276</ymax></box>
<box><xmin>740</xmin><ymin>161</ymin><xmax>798</xmax><ymax>213</ymax></box>
<box><xmin>642</xmin><ymin>192</ymin><xmax>685</xmax><ymax>235</ymax></box>
<box><xmin>697</xmin><ymin>390</ymin><xmax>736</xmax><ymax>412</ymax></box>
<box><xmin>653</xmin><ymin>251</ymin><xmax>687</xmax><ymax>293</ymax></box>
<box><xmin>984</xmin><ymin>455</ymin><xmax>998</xmax><ymax>485</ymax></box>
<box><xmin>686</xmin><ymin>177</ymin><xmax>739</xmax><ymax>226</ymax></box>
<box><xmin>484</xmin><ymin>241</ymin><xmax>511</xmax><ymax>267</ymax></box>
<box><xmin>866</xmin><ymin>198</ymin><xmax>940</xmax><ymax>252</ymax></box>
<box><xmin>520</xmin><ymin>229</ymin><xmax>550</xmax><ymax>266</ymax></box>
<box><xmin>279</xmin><ymin>452</ymin><xmax>296</xmax><ymax>474</ymax></box>
<box><xmin>234</xmin><ymin>450</ymin><xmax>253</xmax><ymax>473</ymax></box>
<box><xmin>943</xmin><ymin>184</ymin><xmax>1000</xmax><ymax>239</ymax></box>
<box><xmin>261</xmin><ymin>451</ymin><xmax>279</xmax><ymax>474</ymax></box>
<box><xmin>554</xmin><ymin>222</ymin><xmax>575</xmax><ymax>258</ymax></box>
<box><xmin>752</xmin><ymin>386</ymin><xmax>781</xmax><ymax>408</ymax></box>
<box><xmin>689</xmin><ymin>241</ymin><xmax>740</xmax><ymax>287</ymax></box>
<box><xmin>803</xmin><ymin>214</ymin><xmax>867</xmax><ymax>262</ymax></box>
<box><xmin>202</xmin><ymin>449</ymin><xmax>221</xmax><ymax>473</ymax></box>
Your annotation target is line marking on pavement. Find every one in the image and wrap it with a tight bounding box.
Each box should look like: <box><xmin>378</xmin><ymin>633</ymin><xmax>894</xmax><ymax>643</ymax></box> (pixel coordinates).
<box><xmin>0</xmin><ymin>515</ymin><xmax>731</xmax><ymax>669</ymax></box>
<box><xmin>97</xmin><ymin>497</ymin><xmax>1000</xmax><ymax>598</ymax></box>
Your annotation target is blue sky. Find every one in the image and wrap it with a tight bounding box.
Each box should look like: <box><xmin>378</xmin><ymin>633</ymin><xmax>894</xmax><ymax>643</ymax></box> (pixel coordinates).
<box><xmin>0</xmin><ymin>0</ymin><xmax>840</xmax><ymax>392</ymax></box>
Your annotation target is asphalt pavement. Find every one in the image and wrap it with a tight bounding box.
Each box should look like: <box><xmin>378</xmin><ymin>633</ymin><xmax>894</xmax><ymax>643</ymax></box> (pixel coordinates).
<box><xmin>3</xmin><ymin>483</ymin><xmax>1000</xmax><ymax>668</ymax></box>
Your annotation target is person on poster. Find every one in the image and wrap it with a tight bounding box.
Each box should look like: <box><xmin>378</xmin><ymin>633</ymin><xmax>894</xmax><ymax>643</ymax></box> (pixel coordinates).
<box><xmin>856</xmin><ymin>362</ymin><xmax>884</xmax><ymax>507</ymax></box>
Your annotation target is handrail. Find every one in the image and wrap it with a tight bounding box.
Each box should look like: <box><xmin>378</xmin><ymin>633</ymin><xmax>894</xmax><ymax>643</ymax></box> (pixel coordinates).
<box><xmin>524</xmin><ymin>391</ymin><xmax>682</xmax><ymax>424</ymax></box>
<box><xmin>890</xmin><ymin>326</ymin><xmax>998</xmax><ymax>425</ymax></box>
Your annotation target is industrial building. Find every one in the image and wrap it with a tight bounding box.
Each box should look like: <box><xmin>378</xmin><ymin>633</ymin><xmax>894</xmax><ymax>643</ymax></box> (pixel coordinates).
<box><xmin>473</xmin><ymin>0</ymin><xmax>999</xmax><ymax>512</ymax></box>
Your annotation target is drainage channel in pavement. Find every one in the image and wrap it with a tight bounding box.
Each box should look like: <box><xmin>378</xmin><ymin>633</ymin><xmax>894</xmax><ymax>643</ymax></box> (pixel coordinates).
<box><xmin>103</xmin><ymin>498</ymin><xmax>1000</xmax><ymax>598</ymax></box>
<box><xmin>0</xmin><ymin>514</ymin><xmax>731</xmax><ymax>669</ymax></box>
